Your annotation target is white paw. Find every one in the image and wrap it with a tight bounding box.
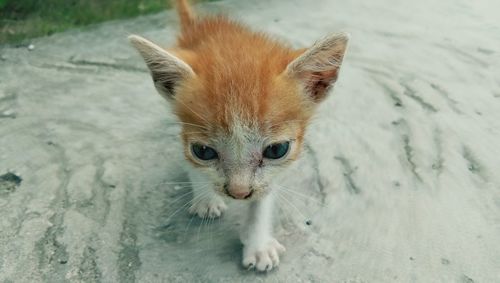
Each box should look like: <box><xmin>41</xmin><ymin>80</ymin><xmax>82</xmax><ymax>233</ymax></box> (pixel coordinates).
<box><xmin>242</xmin><ymin>238</ymin><xmax>286</xmax><ymax>272</ymax></box>
<box><xmin>188</xmin><ymin>196</ymin><xmax>227</xmax><ymax>218</ymax></box>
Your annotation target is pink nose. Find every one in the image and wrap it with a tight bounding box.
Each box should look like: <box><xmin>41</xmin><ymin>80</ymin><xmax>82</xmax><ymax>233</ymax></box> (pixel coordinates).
<box><xmin>228</xmin><ymin>189</ymin><xmax>252</xmax><ymax>199</ymax></box>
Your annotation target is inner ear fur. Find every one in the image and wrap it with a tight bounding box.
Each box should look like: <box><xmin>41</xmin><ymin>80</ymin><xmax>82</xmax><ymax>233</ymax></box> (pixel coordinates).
<box><xmin>286</xmin><ymin>33</ymin><xmax>349</xmax><ymax>102</ymax></box>
<box><xmin>128</xmin><ymin>35</ymin><xmax>195</xmax><ymax>100</ymax></box>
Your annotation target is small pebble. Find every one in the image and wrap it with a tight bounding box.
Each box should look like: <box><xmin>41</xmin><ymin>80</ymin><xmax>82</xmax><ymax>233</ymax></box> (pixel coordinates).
<box><xmin>441</xmin><ymin>258</ymin><xmax>450</xmax><ymax>265</ymax></box>
<box><xmin>28</xmin><ymin>44</ymin><xmax>35</xmax><ymax>51</ymax></box>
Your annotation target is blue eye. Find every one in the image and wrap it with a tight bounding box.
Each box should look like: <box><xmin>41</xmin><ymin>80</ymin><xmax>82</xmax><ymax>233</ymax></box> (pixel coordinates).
<box><xmin>192</xmin><ymin>144</ymin><xmax>218</xmax><ymax>160</ymax></box>
<box><xmin>263</xmin><ymin>141</ymin><xmax>290</xmax><ymax>159</ymax></box>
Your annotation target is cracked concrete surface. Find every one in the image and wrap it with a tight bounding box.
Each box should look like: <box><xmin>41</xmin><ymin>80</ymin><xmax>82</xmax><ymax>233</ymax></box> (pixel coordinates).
<box><xmin>1</xmin><ymin>0</ymin><xmax>500</xmax><ymax>281</ymax></box>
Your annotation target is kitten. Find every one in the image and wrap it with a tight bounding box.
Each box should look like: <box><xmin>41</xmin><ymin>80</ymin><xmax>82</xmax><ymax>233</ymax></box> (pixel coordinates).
<box><xmin>129</xmin><ymin>0</ymin><xmax>348</xmax><ymax>271</ymax></box>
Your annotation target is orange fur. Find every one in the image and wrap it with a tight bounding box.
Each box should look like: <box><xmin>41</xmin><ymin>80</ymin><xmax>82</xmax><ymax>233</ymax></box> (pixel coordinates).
<box><xmin>175</xmin><ymin>0</ymin><xmax>195</xmax><ymax>34</ymax></box>
<box><xmin>131</xmin><ymin>1</ymin><xmax>347</xmax><ymax>167</ymax></box>
<box><xmin>129</xmin><ymin>6</ymin><xmax>348</xmax><ymax>267</ymax></box>
<box><xmin>171</xmin><ymin>11</ymin><xmax>315</xmax><ymax>163</ymax></box>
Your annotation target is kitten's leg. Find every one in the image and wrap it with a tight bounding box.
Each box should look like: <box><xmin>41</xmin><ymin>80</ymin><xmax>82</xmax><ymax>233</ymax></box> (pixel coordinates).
<box><xmin>187</xmin><ymin>169</ymin><xmax>227</xmax><ymax>218</ymax></box>
<box><xmin>241</xmin><ymin>192</ymin><xmax>285</xmax><ymax>271</ymax></box>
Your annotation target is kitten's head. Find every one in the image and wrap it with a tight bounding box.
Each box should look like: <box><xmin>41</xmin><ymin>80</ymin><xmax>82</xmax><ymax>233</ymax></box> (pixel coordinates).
<box><xmin>129</xmin><ymin>33</ymin><xmax>348</xmax><ymax>200</ymax></box>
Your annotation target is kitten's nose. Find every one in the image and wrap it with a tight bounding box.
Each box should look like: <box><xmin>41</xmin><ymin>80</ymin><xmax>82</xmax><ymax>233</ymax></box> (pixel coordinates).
<box><xmin>227</xmin><ymin>185</ymin><xmax>252</xmax><ymax>199</ymax></box>
<box><xmin>229</xmin><ymin>190</ymin><xmax>251</xmax><ymax>199</ymax></box>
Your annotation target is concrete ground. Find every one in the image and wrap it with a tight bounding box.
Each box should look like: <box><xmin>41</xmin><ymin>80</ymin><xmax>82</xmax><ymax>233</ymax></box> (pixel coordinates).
<box><xmin>1</xmin><ymin>0</ymin><xmax>499</xmax><ymax>282</ymax></box>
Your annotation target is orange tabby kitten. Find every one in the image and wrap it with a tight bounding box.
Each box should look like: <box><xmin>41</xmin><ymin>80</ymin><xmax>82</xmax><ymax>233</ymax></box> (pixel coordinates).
<box><xmin>129</xmin><ymin>0</ymin><xmax>348</xmax><ymax>271</ymax></box>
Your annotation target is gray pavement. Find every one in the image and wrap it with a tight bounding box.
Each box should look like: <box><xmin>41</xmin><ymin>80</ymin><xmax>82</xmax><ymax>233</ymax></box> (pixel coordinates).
<box><xmin>1</xmin><ymin>0</ymin><xmax>500</xmax><ymax>282</ymax></box>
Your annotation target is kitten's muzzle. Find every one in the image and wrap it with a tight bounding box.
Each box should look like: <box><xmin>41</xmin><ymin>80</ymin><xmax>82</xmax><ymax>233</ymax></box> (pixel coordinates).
<box><xmin>224</xmin><ymin>183</ymin><xmax>253</xmax><ymax>199</ymax></box>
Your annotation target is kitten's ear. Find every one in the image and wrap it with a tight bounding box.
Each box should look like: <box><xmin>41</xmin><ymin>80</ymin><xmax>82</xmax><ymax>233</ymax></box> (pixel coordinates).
<box><xmin>128</xmin><ymin>35</ymin><xmax>195</xmax><ymax>100</ymax></box>
<box><xmin>286</xmin><ymin>33</ymin><xmax>349</xmax><ymax>102</ymax></box>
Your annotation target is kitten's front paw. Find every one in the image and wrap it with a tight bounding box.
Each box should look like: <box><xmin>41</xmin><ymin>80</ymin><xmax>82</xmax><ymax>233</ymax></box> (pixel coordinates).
<box><xmin>242</xmin><ymin>238</ymin><xmax>286</xmax><ymax>272</ymax></box>
<box><xmin>189</xmin><ymin>196</ymin><xmax>227</xmax><ymax>218</ymax></box>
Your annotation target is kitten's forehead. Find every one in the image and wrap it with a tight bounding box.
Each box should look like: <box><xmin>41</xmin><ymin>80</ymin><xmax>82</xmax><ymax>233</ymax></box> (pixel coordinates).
<box><xmin>186</xmin><ymin>116</ymin><xmax>296</xmax><ymax>151</ymax></box>
<box><xmin>217</xmin><ymin>111</ymin><xmax>293</xmax><ymax>142</ymax></box>
<box><xmin>180</xmin><ymin>92</ymin><xmax>308</xmax><ymax>143</ymax></box>
<box><xmin>220</xmin><ymin>120</ymin><xmax>264</xmax><ymax>160</ymax></box>
<box><xmin>177</xmin><ymin>72</ymin><xmax>313</xmax><ymax>151</ymax></box>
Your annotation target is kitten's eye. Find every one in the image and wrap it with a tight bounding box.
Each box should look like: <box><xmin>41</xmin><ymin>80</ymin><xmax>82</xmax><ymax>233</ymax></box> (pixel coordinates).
<box><xmin>263</xmin><ymin>141</ymin><xmax>290</xmax><ymax>160</ymax></box>
<box><xmin>192</xmin><ymin>144</ymin><xmax>218</xmax><ymax>160</ymax></box>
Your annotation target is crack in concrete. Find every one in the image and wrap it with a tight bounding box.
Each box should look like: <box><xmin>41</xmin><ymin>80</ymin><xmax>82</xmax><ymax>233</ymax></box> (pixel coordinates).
<box><xmin>462</xmin><ymin>146</ymin><xmax>488</xmax><ymax>182</ymax></box>
<box><xmin>68</xmin><ymin>57</ymin><xmax>147</xmax><ymax>73</ymax></box>
<box><xmin>374</xmin><ymin>78</ymin><xmax>404</xmax><ymax>108</ymax></box>
<box><xmin>93</xmin><ymin>159</ymin><xmax>113</xmax><ymax>224</ymax></box>
<box><xmin>34</xmin><ymin>215</ymin><xmax>70</xmax><ymax>282</ymax></box>
<box><xmin>392</xmin><ymin>119</ymin><xmax>423</xmax><ymax>182</ymax></box>
<box><xmin>402</xmin><ymin>134</ymin><xmax>422</xmax><ymax>182</ymax></box>
<box><xmin>36</xmin><ymin>63</ymin><xmax>100</xmax><ymax>74</ymax></box>
<box><xmin>34</xmin><ymin>59</ymin><xmax>147</xmax><ymax>75</ymax></box>
<box><xmin>359</xmin><ymin>65</ymin><xmax>393</xmax><ymax>78</ymax></box>
<box><xmin>400</xmin><ymin>81</ymin><xmax>438</xmax><ymax>113</ymax></box>
<box><xmin>334</xmin><ymin>156</ymin><xmax>361</xmax><ymax>194</ymax></box>
<box><xmin>436</xmin><ymin>43</ymin><xmax>489</xmax><ymax>68</ymax></box>
<box><xmin>304</xmin><ymin>143</ymin><xmax>327</xmax><ymax>204</ymax></box>
<box><xmin>310</xmin><ymin>248</ymin><xmax>334</xmax><ymax>263</ymax></box>
<box><xmin>118</xmin><ymin>217</ymin><xmax>141</xmax><ymax>282</ymax></box>
<box><xmin>34</xmin><ymin>140</ymin><xmax>71</xmax><ymax>282</ymax></box>
<box><xmin>477</xmin><ymin>47</ymin><xmax>494</xmax><ymax>55</ymax></box>
<box><xmin>432</xmin><ymin>128</ymin><xmax>444</xmax><ymax>175</ymax></box>
<box><xmin>75</xmin><ymin>158</ymin><xmax>113</xmax><ymax>225</ymax></box>
<box><xmin>77</xmin><ymin>246</ymin><xmax>102</xmax><ymax>282</ymax></box>
<box><xmin>429</xmin><ymin>82</ymin><xmax>462</xmax><ymax>114</ymax></box>
<box><xmin>461</xmin><ymin>274</ymin><xmax>475</xmax><ymax>283</ymax></box>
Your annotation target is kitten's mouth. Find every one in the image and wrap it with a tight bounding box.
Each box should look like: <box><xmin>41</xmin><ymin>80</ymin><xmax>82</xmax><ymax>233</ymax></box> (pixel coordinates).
<box><xmin>226</xmin><ymin>190</ymin><xmax>253</xmax><ymax>200</ymax></box>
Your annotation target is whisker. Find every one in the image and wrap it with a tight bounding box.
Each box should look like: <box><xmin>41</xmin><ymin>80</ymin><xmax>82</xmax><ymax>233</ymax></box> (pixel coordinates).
<box><xmin>208</xmin><ymin>217</ymin><xmax>214</xmax><ymax>250</ymax></box>
<box><xmin>197</xmin><ymin>209</ymin><xmax>207</xmax><ymax>241</ymax></box>
<box><xmin>156</xmin><ymin>181</ymin><xmax>216</xmax><ymax>186</ymax></box>
<box><xmin>276</xmin><ymin>191</ymin><xmax>308</xmax><ymax>222</ymax></box>
<box><xmin>173</xmin><ymin>98</ymin><xmax>211</xmax><ymax>125</ymax></box>
<box><xmin>179</xmin><ymin>133</ymin><xmax>204</xmax><ymax>136</ymax></box>
<box><xmin>167</xmin><ymin>189</ymin><xmax>195</xmax><ymax>207</ymax></box>
<box><xmin>267</xmin><ymin>119</ymin><xmax>310</xmax><ymax>128</ymax></box>
<box><xmin>165</xmin><ymin>121</ymin><xmax>209</xmax><ymax>130</ymax></box>
<box><xmin>275</xmin><ymin>197</ymin><xmax>284</xmax><ymax>230</ymax></box>
<box><xmin>275</xmin><ymin>185</ymin><xmax>323</xmax><ymax>206</ymax></box>
<box><xmin>183</xmin><ymin>214</ymin><xmax>197</xmax><ymax>240</ymax></box>
<box><xmin>163</xmin><ymin>186</ymin><xmax>210</xmax><ymax>223</ymax></box>
<box><xmin>182</xmin><ymin>192</ymin><xmax>210</xmax><ymax>239</ymax></box>
<box><xmin>274</xmin><ymin>192</ymin><xmax>294</xmax><ymax>227</ymax></box>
